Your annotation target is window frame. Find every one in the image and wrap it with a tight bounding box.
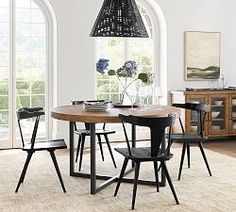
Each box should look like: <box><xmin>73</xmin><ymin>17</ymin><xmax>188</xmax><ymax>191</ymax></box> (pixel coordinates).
<box><xmin>0</xmin><ymin>0</ymin><xmax>55</xmax><ymax>148</ymax></box>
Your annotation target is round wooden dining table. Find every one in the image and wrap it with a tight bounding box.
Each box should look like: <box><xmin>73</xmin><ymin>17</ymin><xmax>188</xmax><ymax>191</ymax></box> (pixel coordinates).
<box><xmin>51</xmin><ymin>104</ymin><xmax>180</xmax><ymax>194</ymax></box>
<box><xmin>51</xmin><ymin>104</ymin><xmax>180</xmax><ymax>123</ymax></box>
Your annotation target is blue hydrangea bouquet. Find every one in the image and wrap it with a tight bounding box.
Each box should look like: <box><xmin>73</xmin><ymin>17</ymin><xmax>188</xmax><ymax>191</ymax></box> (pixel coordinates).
<box><xmin>96</xmin><ymin>58</ymin><xmax>153</xmax><ymax>104</ymax></box>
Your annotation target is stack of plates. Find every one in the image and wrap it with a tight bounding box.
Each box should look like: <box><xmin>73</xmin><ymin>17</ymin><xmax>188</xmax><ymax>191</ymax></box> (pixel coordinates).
<box><xmin>83</xmin><ymin>101</ymin><xmax>108</xmax><ymax>112</ymax></box>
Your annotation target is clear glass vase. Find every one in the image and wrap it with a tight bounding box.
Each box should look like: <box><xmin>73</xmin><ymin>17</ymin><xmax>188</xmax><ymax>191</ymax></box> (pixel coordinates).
<box><xmin>119</xmin><ymin>92</ymin><xmax>133</xmax><ymax>105</ymax></box>
<box><xmin>118</xmin><ymin>77</ymin><xmax>137</xmax><ymax>106</ymax></box>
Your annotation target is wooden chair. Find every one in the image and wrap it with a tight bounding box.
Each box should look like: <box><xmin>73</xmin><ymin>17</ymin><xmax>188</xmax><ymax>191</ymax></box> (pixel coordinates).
<box><xmin>114</xmin><ymin>114</ymin><xmax>179</xmax><ymax>210</ymax></box>
<box><xmin>170</xmin><ymin>103</ymin><xmax>212</xmax><ymax>180</ymax></box>
<box><xmin>16</xmin><ymin>107</ymin><xmax>67</xmax><ymax>193</ymax></box>
<box><xmin>72</xmin><ymin>100</ymin><xmax>117</xmax><ymax>170</ymax></box>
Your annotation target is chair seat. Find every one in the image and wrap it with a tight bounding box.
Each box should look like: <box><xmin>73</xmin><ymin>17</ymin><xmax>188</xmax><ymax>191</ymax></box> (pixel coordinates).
<box><xmin>23</xmin><ymin>139</ymin><xmax>67</xmax><ymax>151</ymax></box>
<box><xmin>74</xmin><ymin>129</ymin><xmax>115</xmax><ymax>135</ymax></box>
<box><xmin>170</xmin><ymin>133</ymin><xmax>206</xmax><ymax>142</ymax></box>
<box><xmin>115</xmin><ymin>147</ymin><xmax>173</xmax><ymax>161</ymax></box>
<box><xmin>74</xmin><ymin>126</ymin><xmax>117</xmax><ymax>170</ymax></box>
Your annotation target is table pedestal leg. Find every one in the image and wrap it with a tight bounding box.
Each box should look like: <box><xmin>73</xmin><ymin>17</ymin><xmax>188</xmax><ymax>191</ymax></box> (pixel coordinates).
<box><xmin>69</xmin><ymin>122</ymin><xmax>74</xmax><ymax>176</ymax></box>
<box><xmin>132</xmin><ymin>124</ymin><xmax>136</xmax><ymax>167</ymax></box>
<box><xmin>90</xmin><ymin>123</ymin><xmax>96</xmax><ymax>194</ymax></box>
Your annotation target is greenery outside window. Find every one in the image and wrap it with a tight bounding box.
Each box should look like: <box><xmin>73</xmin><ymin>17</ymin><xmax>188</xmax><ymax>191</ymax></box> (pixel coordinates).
<box><xmin>0</xmin><ymin>0</ymin><xmax>48</xmax><ymax>148</ymax></box>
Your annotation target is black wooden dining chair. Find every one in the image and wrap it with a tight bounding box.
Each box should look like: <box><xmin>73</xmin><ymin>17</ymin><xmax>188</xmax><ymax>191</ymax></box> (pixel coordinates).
<box><xmin>170</xmin><ymin>103</ymin><xmax>212</xmax><ymax>180</ymax></box>
<box><xmin>114</xmin><ymin>114</ymin><xmax>179</xmax><ymax>210</ymax></box>
<box><xmin>72</xmin><ymin>100</ymin><xmax>117</xmax><ymax>170</ymax></box>
<box><xmin>16</xmin><ymin>107</ymin><xmax>67</xmax><ymax>193</ymax></box>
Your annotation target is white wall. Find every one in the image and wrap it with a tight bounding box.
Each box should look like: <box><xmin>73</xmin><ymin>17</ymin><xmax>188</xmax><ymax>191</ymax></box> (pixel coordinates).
<box><xmin>49</xmin><ymin>0</ymin><xmax>98</xmax><ymax>105</ymax></box>
<box><xmin>157</xmin><ymin>0</ymin><xmax>236</xmax><ymax>91</ymax></box>
<box><xmin>48</xmin><ymin>0</ymin><xmax>236</xmax><ymax>139</ymax></box>
<box><xmin>49</xmin><ymin>0</ymin><xmax>101</xmax><ymax>139</ymax></box>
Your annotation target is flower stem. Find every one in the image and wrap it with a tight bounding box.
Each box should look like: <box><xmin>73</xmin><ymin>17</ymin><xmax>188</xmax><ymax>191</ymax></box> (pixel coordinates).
<box><xmin>120</xmin><ymin>78</ymin><xmax>138</xmax><ymax>94</ymax></box>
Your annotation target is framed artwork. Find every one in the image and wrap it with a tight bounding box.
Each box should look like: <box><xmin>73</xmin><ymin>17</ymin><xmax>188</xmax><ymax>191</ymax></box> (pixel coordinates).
<box><xmin>184</xmin><ymin>31</ymin><xmax>220</xmax><ymax>80</ymax></box>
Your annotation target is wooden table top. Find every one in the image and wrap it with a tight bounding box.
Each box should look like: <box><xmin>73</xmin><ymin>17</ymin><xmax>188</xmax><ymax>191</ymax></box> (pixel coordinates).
<box><xmin>50</xmin><ymin>105</ymin><xmax>180</xmax><ymax>123</ymax></box>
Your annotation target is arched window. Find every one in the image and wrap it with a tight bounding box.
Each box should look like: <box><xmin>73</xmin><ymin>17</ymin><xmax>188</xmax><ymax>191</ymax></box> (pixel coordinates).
<box><xmin>96</xmin><ymin>4</ymin><xmax>154</xmax><ymax>105</ymax></box>
<box><xmin>0</xmin><ymin>0</ymin><xmax>52</xmax><ymax>148</ymax></box>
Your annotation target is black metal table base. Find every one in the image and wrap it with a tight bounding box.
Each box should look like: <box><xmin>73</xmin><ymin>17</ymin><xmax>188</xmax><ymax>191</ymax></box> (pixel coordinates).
<box><xmin>71</xmin><ymin>167</ymin><xmax>166</xmax><ymax>193</ymax></box>
<box><xmin>69</xmin><ymin>121</ymin><xmax>166</xmax><ymax>194</ymax></box>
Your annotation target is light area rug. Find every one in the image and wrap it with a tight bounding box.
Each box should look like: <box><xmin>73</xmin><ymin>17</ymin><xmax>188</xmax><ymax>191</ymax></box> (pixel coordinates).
<box><xmin>0</xmin><ymin>145</ymin><xmax>235</xmax><ymax>212</ymax></box>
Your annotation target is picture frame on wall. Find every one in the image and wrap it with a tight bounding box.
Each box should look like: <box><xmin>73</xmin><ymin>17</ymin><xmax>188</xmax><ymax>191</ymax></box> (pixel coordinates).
<box><xmin>184</xmin><ymin>31</ymin><xmax>221</xmax><ymax>80</ymax></box>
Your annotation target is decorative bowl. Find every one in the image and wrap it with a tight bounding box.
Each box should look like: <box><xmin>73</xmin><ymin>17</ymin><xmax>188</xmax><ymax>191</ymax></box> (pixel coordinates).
<box><xmin>211</xmin><ymin>111</ymin><xmax>220</xmax><ymax>118</ymax></box>
<box><xmin>232</xmin><ymin>99</ymin><xmax>236</xmax><ymax>105</ymax></box>
<box><xmin>190</xmin><ymin>126</ymin><xmax>197</xmax><ymax>131</ymax></box>
<box><xmin>213</xmin><ymin>100</ymin><xmax>223</xmax><ymax>106</ymax></box>
<box><xmin>212</xmin><ymin>125</ymin><xmax>221</xmax><ymax>130</ymax></box>
<box><xmin>191</xmin><ymin>100</ymin><xmax>200</xmax><ymax>104</ymax></box>
<box><xmin>233</xmin><ymin>123</ymin><xmax>236</xmax><ymax>129</ymax></box>
<box><xmin>232</xmin><ymin>112</ymin><xmax>236</xmax><ymax>118</ymax></box>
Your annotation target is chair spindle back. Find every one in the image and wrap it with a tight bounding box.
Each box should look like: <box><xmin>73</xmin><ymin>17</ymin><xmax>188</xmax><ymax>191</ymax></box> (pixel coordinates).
<box><xmin>16</xmin><ymin>107</ymin><xmax>44</xmax><ymax>148</ymax></box>
<box><xmin>119</xmin><ymin>114</ymin><xmax>175</xmax><ymax>157</ymax></box>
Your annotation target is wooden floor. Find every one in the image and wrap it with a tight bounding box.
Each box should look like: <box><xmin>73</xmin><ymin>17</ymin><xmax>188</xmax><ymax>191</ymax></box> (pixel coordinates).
<box><xmin>173</xmin><ymin>138</ymin><xmax>236</xmax><ymax>158</ymax></box>
<box><xmin>204</xmin><ymin>139</ymin><xmax>236</xmax><ymax>158</ymax></box>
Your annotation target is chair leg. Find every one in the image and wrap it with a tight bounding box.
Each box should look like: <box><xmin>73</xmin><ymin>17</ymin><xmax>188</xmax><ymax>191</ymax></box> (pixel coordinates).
<box><xmin>131</xmin><ymin>162</ymin><xmax>140</xmax><ymax>210</ymax></box>
<box><xmin>161</xmin><ymin>161</ymin><xmax>179</xmax><ymax>205</ymax></box>
<box><xmin>178</xmin><ymin>142</ymin><xmax>187</xmax><ymax>180</ymax></box>
<box><xmin>97</xmin><ymin>134</ymin><xmax>104</xmax><ymax>161</ymax></box>
<box><xmin>78</xmin><ymin>135</ymin><xmax>85</xmax><ymax>171</ymax></box>
<box><xmin>198</xmin><ymin>142</ymin><xmax>212</xmax><ymax>176</ymax></box>
<box><xmin>153</xmin><ymin>161</ymin><xmax>159</xmax><ymax>192</ymax></box>
<box><xmin>49</xmin><ymin>150</ymin><xmax>66</xmax><ymax>193</ymax></box>
<box><xmin>75</xmin><ymin>135</ymin><xmax>82</xmax><ymax>163</ymax></box>
<box><xmin>114</xmin><ymin>158</ymin><xmax>129</xmax><ymax>196</ymax></box>
<box><xmin>15</xmin><ymin>151</ymin><xmax>33</xmax><ymax>193</ymax></box>
<box><xmin>187</xmin><ymin>142</ymin><xmax>190</xmax><ymax>168</ymax></box>
<box><xmin>104</xmin><ymin>134</ymin><xmax>117</xmax><ymax>168</ymax></box>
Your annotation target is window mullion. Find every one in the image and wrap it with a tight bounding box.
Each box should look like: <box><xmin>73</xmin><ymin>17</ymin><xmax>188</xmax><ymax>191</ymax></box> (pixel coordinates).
<box><xmin>10</xmin><ymin>0</ymin><xmax>17</xmax><ymax>147</ymax></box>
<box><xmin>124</xmin><ymin>38</ymin><xmax>128</xmax><ymax>60</ymax></box>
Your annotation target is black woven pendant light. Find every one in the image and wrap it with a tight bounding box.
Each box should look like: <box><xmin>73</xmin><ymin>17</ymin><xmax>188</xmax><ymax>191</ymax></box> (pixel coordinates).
<box><xmin>90</xmin><ymin>0</ymin><xmax>149</xmax><ymax>38</ymax></box>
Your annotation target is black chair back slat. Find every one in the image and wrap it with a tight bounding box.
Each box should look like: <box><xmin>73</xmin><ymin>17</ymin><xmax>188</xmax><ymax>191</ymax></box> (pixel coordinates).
<box><xmin>17</xmin><ymin>110</ymin><xmax>44</xmax><ymax>120</ymax></box>
<box><xmin>17</xmin><ymin>107</ymin><xmax>45</xmax><ymax>148</ymax></box>
<box><xmin>166</xmin><ymin>124</ymin><xmax>173</xmax><ymax>155</ymax></box>
<box><xmin>19</xmin><ymin>107</ymin><xmax>44</xmax><ymax>112</ymax></box>
<box><xmin>18</xmin><ymin>120</ymin><xmax>25</xmax><ymax>147</ymax></box>
<box><xmin>178</xmin><ymin>117</ymin><xmax>185</xmax><ymax>134</ymax></box>
<box><xmin>30</xmin><ymin>116</ymin><xmax>40</xmax><ymax>149</ymax></box>
<box><xmin>172</xmin><ymin>103</ymin><xmax>198</xmax><ymax>111</ymax></box>
<box><xmin>196</xmin><ymin>104</ymin><xmax>211</xmax><ymax>136</ymax></box>
<box><xmin>121</xmin><ymin>120</ymin><xmax>132</xmax><ymax>156</ymax></box>
<box><xmin>118</xmin><ymin>114</ymin><xmax>175</xmax><ymax>157</ymax></box>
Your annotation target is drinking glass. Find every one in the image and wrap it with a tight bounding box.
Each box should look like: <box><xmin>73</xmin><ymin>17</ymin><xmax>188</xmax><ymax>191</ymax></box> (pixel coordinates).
<box><xmin>128</xmin><ymin>87</ymin><xmax>136</xmax><ymax>110</ymax></box>
<box><xmin>143</xmin><ymin>85</ymin><xmax>152</xmax><ymax>109</ymax></box>
<box><xmin>138</xmin><ymin>86</ymin><xmax>147</xmax><ymax>111</ymax></box>
<box><xmin>154</xmin><ymin>86</ymin><xmax>163</xmax><ymax>110</ymax></box>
